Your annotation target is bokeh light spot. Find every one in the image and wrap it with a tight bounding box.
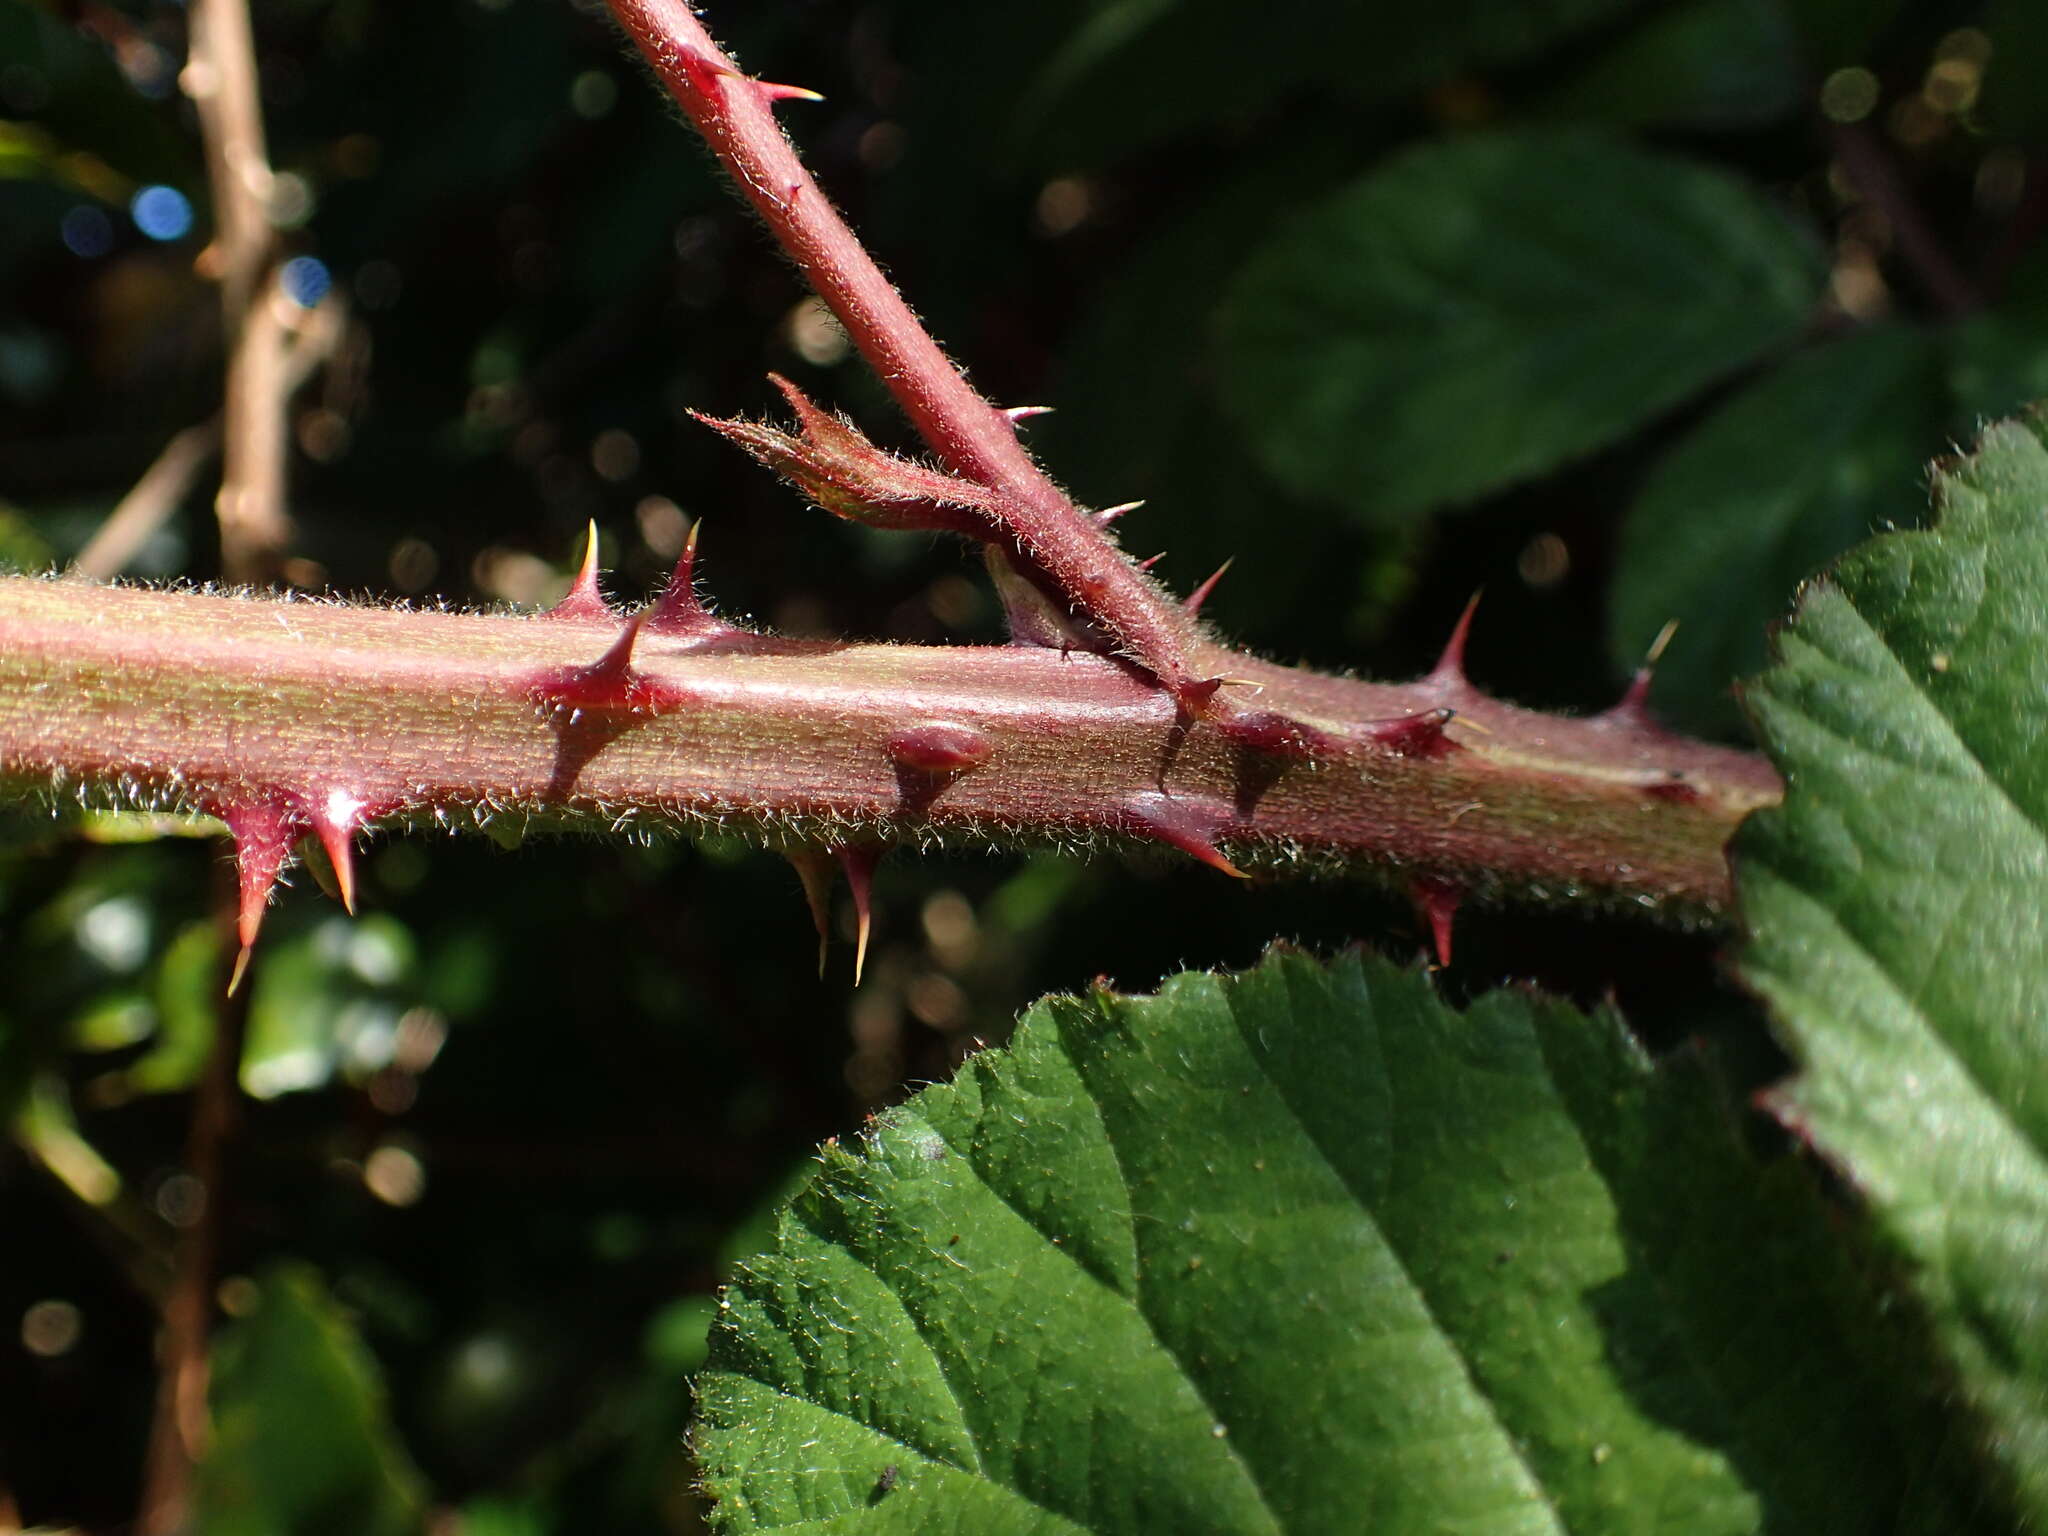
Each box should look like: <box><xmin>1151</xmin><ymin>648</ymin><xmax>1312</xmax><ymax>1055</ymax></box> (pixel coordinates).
<box><xmin>130</xmin><ymin>184</ymin><xmax>193</xmax><ymax>241</ymax></box>
<box><xmin>60</xmin><ymin>205</ymin><xmax>115</xmax><ymax>259</ymax></box>
<box><xmin>280</xmin><ymin>255</ymin><xmax>332</xmax><ymax>308</ymax></box>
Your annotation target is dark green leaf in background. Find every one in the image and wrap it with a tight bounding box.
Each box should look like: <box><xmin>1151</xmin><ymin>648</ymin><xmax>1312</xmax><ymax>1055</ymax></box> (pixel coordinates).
<box><xmin>1006</xmin><ymin>0</ymin><xmax>1640</xmax><ymax>170</ymax></box>
<box><xmin>195</xmin><ymin>1264</ymin><xmax>426</xmax><ymax>1536</ymax></box>
<box><xmin>1216</xmin><ymin>133</ymin><xmax>1824</xmax><ymax>526</ymax></box>
<box><xmin>696</xmin><ymin>949</ymin><xmax>1968</xmax><ymax>1534</ymax></box>
<box><xmin>1610</xmin><ymin>325</ymin><xmax>1947</xmax><ymax>736</ymax></box>
<box><xmin>1533</xmin><ymin>0</ymin><xmax>1803</xmax><ymax>130</ymax></box>
<box><xmin>1739</xmin><ymin>414</ymin><xmax>2048</xmax><ymax>1525</ymax></box>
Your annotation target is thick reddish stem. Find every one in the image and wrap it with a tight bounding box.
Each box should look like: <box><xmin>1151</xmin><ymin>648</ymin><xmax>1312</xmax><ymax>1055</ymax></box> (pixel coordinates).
<box><xmin>0</xmin><ymin>577</ymin><xmax>1778</xmax><ymax>924</ymax></box>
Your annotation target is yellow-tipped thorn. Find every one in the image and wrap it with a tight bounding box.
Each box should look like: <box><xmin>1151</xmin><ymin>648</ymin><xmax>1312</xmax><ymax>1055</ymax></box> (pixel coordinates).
<box><xmin>227</xmin><ymin>944</ymin><xmax>253</xmax><ymax>997</ymax></box>
<box><xmin>1643</xmin><ymin>618</ymin><xmax>1680</xmax><ymax>669</ymax></box>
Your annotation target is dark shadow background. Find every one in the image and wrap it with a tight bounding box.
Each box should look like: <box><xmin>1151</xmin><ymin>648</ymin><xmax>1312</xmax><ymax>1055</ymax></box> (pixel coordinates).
<box><xmin>1</xmin><ymin>0</ymin><xmax>2041</xmax><ymax>1527</ymax></box>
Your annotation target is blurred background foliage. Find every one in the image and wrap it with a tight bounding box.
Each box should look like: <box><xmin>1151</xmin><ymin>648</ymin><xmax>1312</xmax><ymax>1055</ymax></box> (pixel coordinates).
<box><xmin>2</xmin><ymin>0</ymin><xmax>2046</xmax><ymax>1529</ymax></box>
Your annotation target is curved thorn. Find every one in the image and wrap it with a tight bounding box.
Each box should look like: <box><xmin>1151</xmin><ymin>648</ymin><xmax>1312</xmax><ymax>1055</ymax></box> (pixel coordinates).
<box><xmin>1409</xmin><ymin>876</ymin><xmax>1461</xmax><ymax>968</ymax></box>
<box><xmin>785</xmin><ymin>849</ymin><xmax>837</xmax><ymax>979</ymax></box>
<box><xmin>221</xmin><ymin>800</ymin><xmax>299</xmax><ymax>995</ymax></box>
<box><xmin>1184</xmin><ymin>558</ymin><xmax>1233</xmax><ymax>617</ymax></box>
<box><xmin>1611</xmin><ymin>619</ymin><xmax>1681</xmax><ymax>719</ymax></box>
<box><xmin>311</xmin><ymin>788</ymin><xmax>366</xmax><ymax>915</ymax></box>
<box><xmin>646</xmin><ymin>520</ymin><xmax>715</xmax><ymax>634</ymax></box>
<box><xmin>1122</xmin><ymin>791</ymin><xmax>1245</xmax><ymax>878</ymax></box>
<box><xmin>724</xmin><ymin>71</ymin><xmax>824</xmax><ymax>105</ymax></box>
<box><xmin>837</xmin><ymin>846</ymin><xmax>883</xmax><ymax>985</ymax></box>
<box><xmin>546</xmin><ymin>520</ymin><xmax>610</xmax><ymax>621</ymax></box>
<box><xmin>1429</xmin><ymin>590</ymin><xmax>1483</xmax><ymax>685</ymax></box>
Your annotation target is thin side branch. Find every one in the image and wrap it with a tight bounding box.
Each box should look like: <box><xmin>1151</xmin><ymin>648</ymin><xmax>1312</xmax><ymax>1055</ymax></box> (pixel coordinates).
<box><xmin>605</xmin><ymin>0</ymin><xmax>1211</xmax><ymax>706</ymax></box>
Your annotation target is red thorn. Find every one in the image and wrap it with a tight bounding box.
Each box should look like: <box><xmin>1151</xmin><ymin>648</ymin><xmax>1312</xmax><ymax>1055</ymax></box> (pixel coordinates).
<box><xmin>1184</xmin><ymin>558</ymin><xmax>1233</xmax><ymax>617</ymax></box>
<box><xmin>645</xmin><ymin>520</ymin><xmax>720</xmax><ymax>636</ymax></box>
<box><xmin>309</xmin><ymin>788</ymin><xmax>367</xmax><ymax>916</ymax></box>
<box><xmin>1642</xmin><ymin>774</ymin><xmax>1703</xmax><ymax>805</ymax></box>
<box><xmin>1219</xmin><ymin>708</ymin><xmax>1329</xmax><ymax>760</ymax></box>
<box><xmin>1603</xmin><ymin>620</ymin><xmax>1679</xmax><ymax>727</ymax></box>
<box><xmin>529</xmin><ymin>612</ymin><xmax>694</xmax><ymax>718</ymax></box>
<box><xmin>837</xmin><ymin>845</ymin><xmax>884</xmax><ymax>985</ymax></box>
<box><xmin>1176</xmin><ymin>676</ymin><xmax>1226</xmax><ymax>715</ymax></box>
<box><xmin>1428</xmin><ymin>591</ymin><xmax>1483</xmax><ymax>686</ymax></box>
<box><xmin>1002</xmin><ymin>405</ymin><xmax>1054</xmax><ymax>423</ymax></box>
<box><xmin>734</xmin><ymin>74</ymin><xmax>825</xmax><ymax>105</ymax></box>
<box><xmin>1366</xmin><ymin>707</ymin><xmax>1461</xmax><ymax>760</ymax></box>
<box><xmin>545</xmin><ymin>521</ymin><xmax>611</xmax><ymax>621</ymax></box>
<box><xmin>1121</xmin><ymin>791</ymin><xmax>1245</xmax><ymax>878</ymax></box>
<box><xmin>1094</xmin><ymin>500</ymin><xmax>1144</xmax><ymax>527</ymax></box>
<box><xmin>887</xmin><ymin>720</ymin><xmax>992</xmax><ymax>774</ymax></box>
<box><xmin>785</xmin><ymin>849</ymin><xmax>837</xmax><ymax>979</ymax></box>
<box><xmin>221</xmin><ymin>800</ymin><xmax>300</xmax><ymax>995</ymax></box>
<box><xmin>1136</xmin><ymin>551</ymin><xmax>1168</xmax><ymax>572</ymax></box>
<box><xmin>1409</xmin><ymin>876</ymin><xmax>1461</xmax><ymax>968</ymax></box>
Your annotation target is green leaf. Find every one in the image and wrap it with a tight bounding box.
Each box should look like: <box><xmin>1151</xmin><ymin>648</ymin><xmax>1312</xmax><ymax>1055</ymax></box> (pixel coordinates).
<box><xmin>1215</xmin><ymin>133</ymin><xmax>1824</xmax><ymax>526</ymax></box>
<box><xmin>695</xmin><ymin>949</ymin><xmax>1968</xmax><ymax>1533</ymax></box>
<box><xmin>1610</xmin><ymin>325</ymin><xmax>1947</xmax><ymax>735</ymax></box>
<box><xmin>196</xmin><ymin>1263</ymin><xmax>427</xmax><ymax>1536</ymax></box>
<box><xmin>1006</xmin><ymin>0</ymin><xmax>1639</xmax><ymax>168</ymax></box>
<box><xmin>1737</xmin><ymin>412</ymin><xmax>2048</xmax><ymax>1525</ymax></box>
<box><xmin>1983</xmin><ymin>0</ymin><xmax>2048</xmax><ymax>145</ymax></box>
<box><xmin>1532</xmin><ymin>0</ymin><xmax>1802</xmax><ymax>129</ymax></box>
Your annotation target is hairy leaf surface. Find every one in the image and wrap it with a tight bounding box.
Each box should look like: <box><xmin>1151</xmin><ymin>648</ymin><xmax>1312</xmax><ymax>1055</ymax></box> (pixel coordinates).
<box><xmin>695</xmin><ymin>950</ymin><xmax>1956</xmax><ymax>1533</ymax></box>
<box><xmin>1739</xmin><ymin>413</ymin><xmax>2048</xmax><ymax>1523</ymax></box>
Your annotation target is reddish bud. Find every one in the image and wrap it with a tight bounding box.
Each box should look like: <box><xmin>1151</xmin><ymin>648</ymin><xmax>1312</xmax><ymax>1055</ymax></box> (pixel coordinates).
<box><xmin>694</xmin><ymin>377</ymin><xmax>993</xmax><ymax>537</ymax></box>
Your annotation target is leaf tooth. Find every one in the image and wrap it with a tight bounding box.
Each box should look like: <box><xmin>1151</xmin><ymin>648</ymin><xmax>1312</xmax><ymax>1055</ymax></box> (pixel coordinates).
<box><xmin>1120</xmin><ymin>791</ymin><xmax>1245</xmax><ymax>879</ymax></box>
<box><xmin>544</xmin><ymin>521</ymin><xmax>612</xmax><ymax>622</ymax></box>
<box><xmin>836</xmin><ymin>845</ymin><xmax>885</xmax><ymax>986</ymax></box>
<box><xmin>220</xmin><ymin>799</ymin><xmax>302</xmax><ymax>995</ymax></box>
<box><xmin>1408</xmin><ymin>875</ymin><xmax>1460</xmax><ymax>968</ymax></box>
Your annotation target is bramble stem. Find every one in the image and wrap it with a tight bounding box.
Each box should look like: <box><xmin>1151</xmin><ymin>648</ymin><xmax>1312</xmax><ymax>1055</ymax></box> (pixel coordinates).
<box><xmin>0</xmin><ymin>577</ymin><xmax>1777</xmax><ymax>921</ymax></box>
